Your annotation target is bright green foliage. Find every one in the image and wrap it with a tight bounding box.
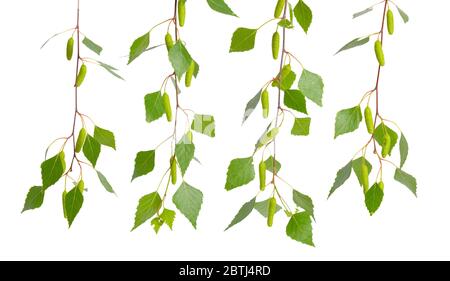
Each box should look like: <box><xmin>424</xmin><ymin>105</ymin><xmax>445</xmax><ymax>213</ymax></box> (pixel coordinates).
<box><xmin>132</xmin><ymin>192</ymin><xmax>162</xmax><ymax>231</ymax></box>
<box><xmin>41</xmin><ymin>152</ymin><xmax>66</xmax><ymax>189</ymax></box>
<box><xmin>132</xmin><ymin>150</ymin><xmax>155</xmax><ymax>181</ymax></box>
<box><xmin>286</xmin><ymin>212</ymin><xmax>314</xmax><ymax>246</ymax></box>
<box><xmin>22</xmin><ymin>186</ymin><xmax>45</xmax><ymax>213</ymax></box>
<box><xmin>334</xmin><ymin>106</ymin><xmax>362</xmax><ymax>138</ymax></box>
<box><xmin>172</xmin><ymin>182</ymin><xmax>203</xmax><ymax>228</ymax></box>
<box><xmin>225</xmin><ymin>197</ymin><xmax>256</xmax><ymax>230</ymax></box>
<box><xmin>230</xmin><ymin>28</ymin><xmax>257</xmax><ymax>52</ymax></box>
<box><xmin>225</xmin><ymin>157</ymin><xmax>255</xmax><ymax>191</ymax></box>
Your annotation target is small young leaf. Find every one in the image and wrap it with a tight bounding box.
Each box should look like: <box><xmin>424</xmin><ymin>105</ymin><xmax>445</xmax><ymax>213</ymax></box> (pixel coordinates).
<box><xmin>22</xmin><ymin>186</ymin><xmax>45</xmax><ymax>213</ymax></box>
<box><xmin>365</xmin><ymin>183</ymin><xmax>384</xmax><ymax>215</ymax></box>
<box><xmin>160</xmin><ymin>208</ymin><xmax>176</xmax><ymax>230</ymax></box>
<box><xmin>151</xmin><ymin>217</ymin><xmax>163</xmax><ymax>234</ymax></box>
<box><xmin>168</xmin><ymin>41</ymin><xmax>194</xmax><ymax>78</ymax></box>
<box><xmin>83</xmin><ymin>134</ymin><xmax>101</xmax><ymax>167</ymax></box>
<box><xmin>400</xmin><ymin>134</ymin><xmax>409</xmax><ymax>168</ymax></box>
<box><xmin>144</xmin><ymin>91</ymin><xmax>165</xmax><ymax>123</ymax></box>
<box><xmin>284</xmin><ymin>90</ymin><xmax>307</xmax><ymax>114</ymax></box>
<box><xmin>128</xmin><ymin>32</ymin><xmax>150</xmax><ymax>64</ymax></box>
<box><xmin>353</xmin><ymin>7</ymin><xmax>373</xmax><ymax>19</ymax></box>
<box><xmin>229</xmin><ymin>28</ymin><xmax>257</xmax><ymax>52</ymax></box>
<box><xmin>278</xmin><ymin>65</ymin><xmax>296</xmax><ymax>91</ymax></box>
<box><xmin>286</xmin><ymin>212</ymin><xmax>314</xmax><ymax>246</ymax></box>
<box><xmin>293</xmin><ymin>190</ymin><xmax>314</xmax><ymax>219</ymax></box>
<box><xmin>132</xmin><ymin>150</ymin><xmax>156</xmax><ymax>181</ymax></box>
<box><xmin>291</xmin><ymin>117</ymin><xmax>311</xmax><ymax>136</ymax></box>
<box><xmin>278</xmin><ymin>19</ymin><xmax>294</xmax><ymax>29</ymax></box>
<box><xmin>225</xmin><ymin>157</ymin><xmax>255</xmax><ymax>191</ymax></box>
<box><xmin>82</xmin><ymin>37</ymin><xmax>103</xmax><ymax>55</ymax></box>
<box><xmin>264</xmin><ymin>156</ymin><xmax>281</xmax><ymax>174</ymax></box>
<box><xmin>206</xmin><ymin>0</ymin><xmax>237</xmax><ymax>17</ymax></box>
<box><xmin>394</xmin><ymin>168</ymin><xmax>417</xmax><ymax>196</ymax></box>
<box><xmin>132</xmin><ymin>192</ymin><xmax>162</xmax><ymax>230</ymax></box>
<box><xmin>298</xmin><ymin>69</ymin><xmax>324</xmax><ymax>106</ymax></box>
<box><xmin>242</xmin><ymin>90</ymin><xmax>262</xmax><ymax>124</ymax></box>
<box><xmin>93</xmin><ymin>126</ymin><xmax>116</xmax><ymax>150</ymax></box>
<box><xmin>396</xmin><ymin>6</ymin><xmax>409</xmax><ymax>23</ymax></box>
<box><xmin>334</xmin><ymin>106</ymin><xmax>362</xmax><ymax>138</ymax></box>
<box><xmin>41</xmin><ymin>152</ymin><xmax>66</xmax><ymax>189</ymax></box>
<box><xmin>335</xmin><ymin>36</ymin><xmax>370</xmax><ymax>55</ymax></box>
<box><xmin>97</xmin><ymin>61</ymin><xmax>124</xmax><ymax>80</ymax></box>
<box><xmin>374</xmin><ymin>124</ymin><xmax>398</xmax><ymax>156</ymax></box>
<box><xmin>225</xmin><ymin>197</ymin><xmax>256</xmax><ymax>230</ymax></box>
<box><xmin>328</xmin><ymin>161</ymin><xmax>352</xmax><ymax>198</ymax></box>
<box><xmin>254</xmin><ymin>199</ymin><xmax>281</xmax><ymax>218</ymax></box>
<box><xmin>64</xmin><ymin>182</ymin><xmax>84</xmax><ymax>227</ymax></box>
<box><xmin>172</xmin><ymin>182</ymin><xmax>203</xmax><ymax>229</ymax></box>
<box><xmin>191</xmin><ymin>114</ymin><xmax>216</xmax><ymax>137</ymax></box>
<box><xmin>293</xmin><ymin>0</ymin><xmax>313</xmax><ymax>34</ymax></box>
<box><xmin>175</xmin><ymin>137</ymin><xmax>195</xmax><ymax>176</ymax></box>
<box><xmin>352</xmin><ymin>157</ymin><xmax>372</xmax><ymax>187</ymax></box>
<box><xmin>96</xmin><ymin>170</ymin><xmax>115</xmax><ymax>194</ymax></box>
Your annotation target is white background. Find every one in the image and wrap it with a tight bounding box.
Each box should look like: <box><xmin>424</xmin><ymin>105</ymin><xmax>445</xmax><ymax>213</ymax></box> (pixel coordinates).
<box><xmin>0</xmin><ymin>0</ymin><xmax>449</xmax><ymax>260</ymax></box>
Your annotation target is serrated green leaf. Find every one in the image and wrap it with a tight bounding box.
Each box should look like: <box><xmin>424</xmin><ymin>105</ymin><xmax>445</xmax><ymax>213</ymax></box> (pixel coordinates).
<box><xmin>334</xmin><ymin>106</ymin><xmax>362</xmax><ymax>138</ymax></box>
<box><xmin>394</xmin><ymin>168</ymin><xmax>417</xmax><ymax>196</ymax></box>
<box><xmin>128</xmin><ymin>32</ymin><xmax>150</xmax><ymax>64</ymax></box>
<box><xmin>293</xmin><ymin>190</ymin><xmax>314</xmax><ymax>219</ymax></box>
<box><xmin>94</xmin><ymin>126</ymin><xmax>116</xmax><ymax>150</ymax></box>
<box><xmin>131</xmin><ymin>150</ymin><xmax>155</xmax><ymax>181</ymax></box>
<box><xmin>365</xmin><ymin>183</ymin><xmax>384</xmax><ymax>215</ymax></box>
<box><xmin>151</xmin><ymin>217</ymin><xmax>163</xmax><ymax>234</ymax></box>
<box><xmin>255</xmin><ymin>127</ymin><xmax>279</xmax><ymax>150</ymax></box>
<box><xmin>229</xmin><ymin>28</ymin><xmax>257</xmax><ymax>52</ymax></box>
<box><xmin>293</xmin><ymin>0</ymin><xmax>313</xmax><ymax>34</ymax></box>
<box><xmin>298</xmin><ymin>69</ymin><xmax>324</xmax><ymax>106</ymax></box>
<box><xmin>172</xmin><ymin>182</ymin><xmax>203</xmax><ymax>229</ymax></box>
<box><xmin>353</xmin><ymin>7</ymin><xmax>373</xmax><ymax>19</ymax></box>
<box><xmin>374</xmin><ymin>124</ymin><xmax>398</xmax><ymax>156</ymax></box>
<box><xmin>291</xmin><ymin>117</ymin><xmax>311</xmax><ymax>136</ymax></box>
<box><xmin>144</xmin><ymin>91</ymin><xmax>165</xmax><ymax>123</ymax></box>
<box><xmin>98</xmin><ymin>61</ymin><xmax>124</xmax><ymax>80</ymax></box>
<box><xmin>242</xmin><ymin>90</ymin><xmax>261</xmax><ymax>124</ymax></box>
<box><xmin>132</xmin><ymin>192</ymin><xmax>162</xmax><ymax>230</ymax></box>
<box><xmin>225</xmin><ymin>157</ymin><xmax>255</xmax><ymax>191</ymax></box>
<box><xmin>96</xmin><ymin>170</ymin><xmax>115</xmax><ymax>194</ymax></box>
<box><xmin>352</xmin><ymin>157</ymin><xmax>372</xmax><ymax>187</ymax></box>
<box><xmin>278</xmin><ymin>19</ymin><xmax>294</xmax><ymax>28</ymax></box>
<box><xmin>396</xmin><ymin>6</ymin><xmax>409</xmax><ymax>23</ymax></box>
<box><xmin>254</xmin><ymin>199</ymin><xmax>281</xmax><ymax>218</ymax></box>
<box><xmin>169</xmin><ymin>41</ymin><xmax>194</xmax><ymax>78</ymax></box>
<box><xmin>22</xmin><ymin>186</ymin><xmax>45</xmax><ymax>213</ymax></box>
<box><xmin>191</xmin><ymin>114</ymin><xmax>215</xmax><ymax>137</ymax></box>
<box><xmin>175</xmin><ymin>137</ymin><xmax>195</xmax><ymax>176</ymax></box>
<box><xmin>225</xmin><ymin>197</ymin><xmax>256</xmax><ymax>230</ymax></box>
<box><xmin>160</xmin><ymin>208</ymin><xmax>176</xmax><ymax>230</ymax></box>
<box><xmin>64</xmin><ymin>182</ymin><xmax>84</xmax><ymax>227</ymax></box>
<box><xmin>286</xmin><ymin>212</ymin><xmax>314</xmax><ymax>246</ymax></box>
<box><xmin>206</xmin><ymin>0</ymin><xmax>237</xmax><ymax>16</ymax></box>
<box><xmin>284</xmin><ymin>90</ymin><xmax>307</xmax><ymax>114</ymax></box>
<box><xmin>328</xmin><ymin>161</ymin><xmax>352</xmax><ymax>198</ymax></box>
<box><xmin>264</xmin><ymin>156</ymin><xmax>281</xmax><ymax>174</ymax></box>
<box><xmin>41</xmin><ymin>152</ymin><xmax>65</xmax><ymax>189</ymax></box>
<box><xmin>400</xmin><ymin>134</ymin><xmax>409</xmax><ymax>168</ymax></box>
<box><xmin>335</xmin><ymin>36</ymin><xmax>370</xmax><ymax>55</ymax></box>
<box><xmin>83</xmin><ymin>134</ymin><xmax>101</xmax><ymax>167</ymax></box>
<box><xmin>82</xmin><ymin>36</ymin><xmax>103</xmax><ymax>55</ymax></box>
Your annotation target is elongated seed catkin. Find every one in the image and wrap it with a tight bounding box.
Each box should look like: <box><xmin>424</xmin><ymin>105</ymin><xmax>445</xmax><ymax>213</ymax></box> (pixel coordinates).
<box><xmin>267</xmin><ymin>197</ymin><xmax>277</xmax><ymax>227</ymax></box>
<box><xmin>381</xmin><ymin>133</ymin><xmax>391</xmax><ymax>158</ymax></box>
<box><xmin>66</xmin><ymin>37</ymin><xmax>74</xmax><ymax>61</ymax></box>
<box><xmin>364</xmin><ymin>106</ymin><xmax>374</xmax><ymax>134</ymax></box>
<box><xmin>75</xmin><ymin>64</ymin><xmax>87</xmax><ymax>87</ymax></box>
<box><xmin>378</xmin><ymin>181</ymin><xmax>384</xmax><ymax>191</ymax></box>
<box><xmin>165</xmin><ymin>33</ymin><xmax>174</xmax><ymax>51</ymax></box>
<box><xmin>272</xmin><ymin>31</ymin><xmax>280</xmax><ymax>60</ymax></box>
<box><xmin>185</xmin><ymin>61</ymin><xmax>195</xmax><ymax>87</ymax></box>
<box><xmin>178</xmin><ymin>0</ymin><xmax>186</xmax><ymax>27</ymax></box>
<box><xmin>261</xmin><ymin>90</ymin><xmax>269</xmax><ymax>118</ymax></box>
<box><xmin>162</xmin><ymin>93</ymin><xmax>172</xmax><ymax>122</ymax></box>
<box><xmin>75</xmin><ymin>128</ymin><xmax>87</xmax><ymax>153</ymax></box>
<box><xmin>374</xmin><ymin>40</ymin><xmax>385</xmax><ymax>66</ymax></box>
<box><xmin>170</xmin><ymin>156</ymin><xmax>177</xmax><ymax>185</ymax></box>
<box><xmin>274</xmin><ymin>0</ymin><xmax>285</xmax><ymax>18</ymax></box>
<box><xmin>361</xmin><ymin>161</ymin><xmax>369</xmax><ymax>193</ymax></box>
<box><xmin>259</xmin><ymin>160</ymin><xmax>266</xmax><ymax>191</ymax></box>
<box><xmin>387</xmin><ymin>9</ymin><xmax>394</xmax><ymax>35</ymax></box>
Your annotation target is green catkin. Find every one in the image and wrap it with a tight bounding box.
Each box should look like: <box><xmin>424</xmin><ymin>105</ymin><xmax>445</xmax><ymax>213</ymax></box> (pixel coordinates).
<box><xmin>374</xmin><ymin>40</ymin><xmax>385</xmax><ymax>66</ymax></box>
<box><xmin>162</xmin><ymin>92</ymin><xmax>172</xmax><ymax>122</ymax></box>
<box><xmin>170</xmin><ymin>156</ymin><xmax>177</xmax><ymax>185</ymax></box>
<box><xmin>165</xmin><ymin>33</ymin><xmax>174</xmax><ymax>51</ymax></box>
<box><xmin>185</xmin><ymin>61</ymin><xmax>195</xmax><ymax>87</ymax></box>
<box><xmin>75</xmin><ymin>64</ymin><xmax>87</xmax><ymax>87</ymax></box>
<box><xmin>261</xmin><ymin>89</ymin><xmax>269</xmax><ymax>118</ymax></box>
<box><xmin>66</xmin><ymin>37</ymin><xmax>74</xmax><ymax>61</ymax></box>
<box><xmin>178</xmin><ymin>0</ymin><xmax>186</xmax><ymax>27</ymax></box>
<box><xmin>364</xmin><ymin>106</ymin><xmax>374</xmax><ymax>134</ymax></box>
<box><xmin>381</xmin><ymin>133</ymin><xmax>391</xmax><ymax>158</ymax></box>
<box><xmin>74</xmin><ymin>128</ymin><xmax>87</xmax><ymax>153</ymax></box>
<box><xmin>361</xmin><ymin>160</ymin><xmax>369</xmax><ymax>193</ymax></box>
<box><xmin>259</xmin><ymin>161</ymin><xmax>266</xmax><ymax>191</ymax></box>
<box><xmin>387</xmin><ymin>9</ymin><xmax>395</xmax><ymax>35</ymax></box>
<box><xmin>272</xmin><ymin>31</ymin><xmax>280</xmax><ymax>60</ymax></box>
<box><xmin>267</xmin><ymin>197</ymin><xmax>277</xmax><ymax>227</ymax></box>
<box><xmin>274</xmin><ymin>0</ymin><xmax>286</xmax><ymax>18</ymax></box>
<box><xmin>378</xmin><ymin>181</ymin><xmax>384</xmax><ymax>191</ymax></box>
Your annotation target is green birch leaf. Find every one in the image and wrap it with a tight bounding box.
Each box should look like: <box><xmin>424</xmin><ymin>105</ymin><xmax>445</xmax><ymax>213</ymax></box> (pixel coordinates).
<box><xmin>291</xmin><ymin>117</ymin><xmax>311</xmax><ymax>136</ymax></box>
<box><xmin>365</xmin><ymin>183</ymin><xmax>384</xmax><ymax>215</ymax></box>
<box><xmin>229</xmin><ymin>28</ymin><xmax>257</xmax><ymax>52</ymax></box>
<box><xmin>93</xmin><ymin>126</ymin><xmax>116</xmax><ymax>150</ymax></box>
<box><xmin>151</xmin><ymin>217</ymin><xmax>163</xmax><ymax>234</ymax></box>
<box><xmin>242</xmin><ymin>90</ymin><xmax>262</xmax><ymax>124</ymax></box>
<box><xmin>41</xmin><ymin>152</ymin><xmax>66</xmax><ymax>189</ymax></box>
<box><xmin>254</xmin><ymin>199</ymin><xmax>281</xmax><ymax>217</ymax></box>
<box><xmin>83</xmin><ymin>134</ymin><xmax>101</xmax><ymax>167</ymax></box>
<box><xmin>175</xmin><ymin>136</ymin><xmax>195</xmax><ymax>176</ymax></box>
<box><xmin>191</xmin><ymin>114</ymin><xmax>216</xmax><ymax>137</ymax></box>
<box><xmin>64</xmin><ymin>182</ymin><xmax>84</xmax><ymax>227</ymax></box>
<box><xmin>394</xmin><ymin>168</ymin><xmax>417</xmax><ymax>196</ymax></box>
<box><xmin>400</xmin><ymin>134</ymin><xmax>409</xmax><ymax>168</ymax></box>
<box><xmin>293</xmin><ymin>190</ymin><xmax>314</xmax><ymax>219</ymax></box>
<box><xmin>172</xmin><ymin>182</ymin><xmax>203</xmax><ymax>229</ymax></box>
<box><xmin>168</xmin><ymin>41</ymin><xmax>193</xmax><ymax>78</ymax></box>
<box><xmin>82</xmin><ymin>36</ymin><xmax>103</xmax><ymax>55</ymax></box>
<box><xmin>293</xmin><ymin>0</ymin><xmax>313</xmax><ymax>34</ymax></box>
<box><xmin>396</xmin><ymin>6</ymin><xmax>409</xmax><ymax>23</ymax></box>
<box><xmin>284</xmin><ymin>90</ymin><xmax>307</xmax><ymax>114</ymax></box>
<box><xmin>278</xmin><ymin>19</ymin><xmax>294</xmax><ymax>29</ymax></box>
<box><xmin>98</xmin><ymin>61</ymin><xmax>124</xmax><ymax>80</ymax></box>
<box><xmin>96</xmin><ymin>170</ymin><xmax>115</xmax><ymax>194</ymax></box>
<box><xmin>160</xmin><ymin>208</ymin><xmax>176</xmax><ymax>230</ymax></box>
<box><xmin>335</xmin><ymin>36</ymin><xmax>370</xmax><ymax>55</ymax></box>
<box><xmin>225</xmin><ymin>197</ymin><xmax>256</xmax><ymax>230</ymax></box>
<box><xmin>298</xmin><ymin>69</ymin><xmax>324</xmax><ymax>106</ymax></box>
<box><xmin>334</xmin><ymin>106</ymin><xmax>362</xmax><ymax>138</ymax></box>
<box><xmin>286</xmin><ymin>212</ymin><xmax>314</xmax><ymax>246</ymax></box>
<box><xmin>128</xmin><ymin>32</ymin><xmax>150</xmax><ymax>64</ymax></box>
<box><xmin>132</xmin><ymin>192</ymin><xmax>162</xmax><ymax>230</ymax></box>
<box><xmin>328</xmin><ymin>161</ymin><xmax>352</xmax><ymax>198</ymax></box>
<box><xmin>352</xmin><ymin>157</ymin><xmax>372</xmax><ymax>187</ymax></box>
<box><xmin>22</xmin><ymin>186</ymin><xmax>45</xmax><ymax>213</ymax></box>
<box><xmin>353</xmin><ymin>7</ymin><xmax>373</xmax><ymax>19</ymax></box>
<box><xmin>132</xmin><ymin>150</ymin><xmax>156</xmax><ymax>181</ymax></box>
<box><xmin>144</xmin><ymin>91</ymin><xmax>165</xmax><ymax>123</ymax></box>
<box><xmin>206</xmin><ymin>0</ymin><xmax>237</xmax><ymax>16</ymax></box>
<box><xmin>225</xmin><ymin>157</ymin><xmax>255</xmax><ymax>191</ymax></box>
<box><xmin>374</xmin><ymin>124</ymin><xmax>398</xmax><ymax>156</ymax></box>
<box><xmin>264</xmin><ymin>156</ymin><xmax>281</xmax><ymax>174</ymax></box>
<box><xmin>278</xmin><ymin>65</ymin><xmax>296</xmax><ymax>91</ymax></box>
